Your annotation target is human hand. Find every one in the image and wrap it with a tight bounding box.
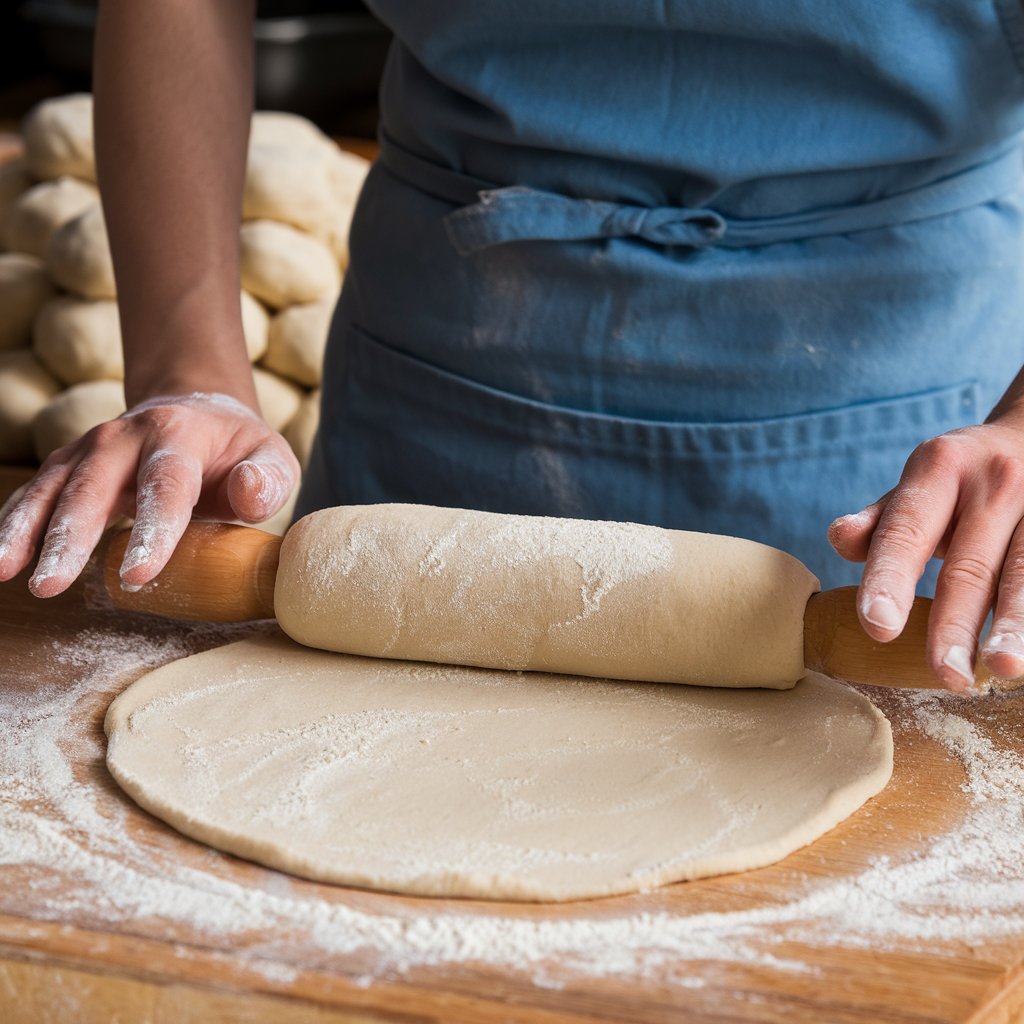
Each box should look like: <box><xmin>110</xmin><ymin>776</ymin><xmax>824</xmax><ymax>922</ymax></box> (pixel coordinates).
<box><xmin>0</xmin><ymin>391</ymin><xmax>300</xmax><ymax>597</ymax></box>
<box><xmin>829</xmin><ymin>409</ymin><xmax>1024</xmax><ymax>691</ymax></box>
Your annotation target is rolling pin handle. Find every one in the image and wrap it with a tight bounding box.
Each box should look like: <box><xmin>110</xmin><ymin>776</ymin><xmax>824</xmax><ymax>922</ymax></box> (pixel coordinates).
<box><xmin>103</xmin><ymin>522</ymin><xmax>281</xmax><ymax>622</ymax></box>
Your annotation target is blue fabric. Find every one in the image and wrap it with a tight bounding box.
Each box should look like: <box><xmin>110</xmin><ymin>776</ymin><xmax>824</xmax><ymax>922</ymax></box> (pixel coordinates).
<box><xmin>298</xmin><ymin>1</ymin><xmax>1024</xmax><ymax>589</ymax></box>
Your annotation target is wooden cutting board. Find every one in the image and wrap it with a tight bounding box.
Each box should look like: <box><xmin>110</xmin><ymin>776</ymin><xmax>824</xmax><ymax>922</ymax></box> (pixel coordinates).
<box><xmin>2</xmin><ymin>466</ymin><xmax>1024</xmax><ymax>1024</ymax></box>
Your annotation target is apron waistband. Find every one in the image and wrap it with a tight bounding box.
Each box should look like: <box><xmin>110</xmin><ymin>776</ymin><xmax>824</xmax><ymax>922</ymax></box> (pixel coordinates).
<box><xmin>378</xmin><ymin>132</ymin><xmax>1024</xmax><ymax>253</ymax></box>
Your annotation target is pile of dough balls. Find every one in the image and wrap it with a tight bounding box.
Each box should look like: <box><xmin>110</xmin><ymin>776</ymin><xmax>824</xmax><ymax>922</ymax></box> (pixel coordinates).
<box><xmin>0</xmin><ymin>93</ymin><xmax>367</xmax><ymax>471</ymax></box>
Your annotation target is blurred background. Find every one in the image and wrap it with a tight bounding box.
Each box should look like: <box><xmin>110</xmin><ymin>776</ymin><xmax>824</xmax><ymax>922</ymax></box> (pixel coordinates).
<box><xmin>0</xmin><ymin>0</ymin><xmax>390</xmax><ymax>136</ymax></box>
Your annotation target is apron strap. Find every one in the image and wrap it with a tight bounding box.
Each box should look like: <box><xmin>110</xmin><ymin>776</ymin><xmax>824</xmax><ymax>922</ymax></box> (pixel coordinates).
<box><xmin>379</xmin><ymin>131</ymin><xmax>1024</xmax><ymax>254</ymax></box>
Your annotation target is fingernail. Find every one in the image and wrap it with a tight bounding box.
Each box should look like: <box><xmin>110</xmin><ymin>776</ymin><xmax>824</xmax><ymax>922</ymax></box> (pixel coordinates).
<box><xmin>835</xmin><ymin>510</ymin><xmax>871</xmax><ymax>528</ymax></box>
<box><xmin>120</xmin><ymin>542</ymin><xmax>150</xmax><ymax>577</ymax></box>
<box><xmin>861</xmin><ymin>593</ymin><xmax>903</xmax><ymax>632</ymax></box>
<box><xmin>941</xmin><ymin>645</ymin><xmax>976</xmax><ymax>691</ymax></box>
<box><xmin>983</xmin><ymin>631</ymin><xmax>1024</xmax><ymax>658</ymax></box>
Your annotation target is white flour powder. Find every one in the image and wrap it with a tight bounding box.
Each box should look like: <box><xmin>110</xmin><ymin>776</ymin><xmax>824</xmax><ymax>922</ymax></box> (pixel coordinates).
<box><xmin>2</xmin><ymin>617</ymin><xmax>1024</xmax><ymax>990</ymax></box>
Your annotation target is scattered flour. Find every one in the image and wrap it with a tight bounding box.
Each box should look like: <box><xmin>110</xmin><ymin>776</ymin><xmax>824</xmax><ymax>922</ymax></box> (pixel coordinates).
<box><xmin>3</xmin><ymin>617</ymin><xmax>1024</xmax><ymax>992</ymax></box>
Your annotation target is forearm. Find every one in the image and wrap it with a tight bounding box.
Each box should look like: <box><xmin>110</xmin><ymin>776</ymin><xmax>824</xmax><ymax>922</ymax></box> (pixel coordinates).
<box><xmin>94</xmin><ymin>0</ymin><xmax>257</xmax><ymax>408</ymax></box>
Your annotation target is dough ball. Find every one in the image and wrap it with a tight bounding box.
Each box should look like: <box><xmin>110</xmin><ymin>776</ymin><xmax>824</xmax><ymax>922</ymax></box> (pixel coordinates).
<box><xmin>4</xmin><ymin>177</ymin><xmax>98</xmax><ymax>259</ymax></box>
<box><xmin>243</xmin><ymin>143</ymin><xmax>369</xmax><ymax>244</ymax></box>
<box><xmin>0</xmin><ymin>350</ymin><xmax>61</xmax><ymax>462</ymax></box>
<box><xmin>239</xmin><ymin>220</ymin><xmax>340</xmax><ymax>309</ymax></box>
<box><xmin>263</xmin><ymin>299</ymin><xmax>333</xmax><ymax>387</ymax></box>
<box><xmin>33</xmin><ymin>296</ymin><xmax>123</xmax><ymax>385</ymax></box>
<box><xmin>252</xmin><ymin>366</ymin><xmax>304</xmax><ymax>432</ymax></box>
<box><xmin>282</xmin><ymin>388</ymin><xmax>319</xmax><ymax>468</ymax></box>
<box><xmin>325</xmin><ymin>202</ymin><xmax>356</xmax><ymax>270</ymax></box>
<box><xmin>46</xmin><ymin>205</ymin><xmax>116</xmax><ymax>300</ymax></box>
<box><xmin>0</xmin><ymin>159</ymin><xmax>34</xmax><ymax>246</ymax></box>
<box><xmin>249</xmin><ymin>110</ymin><xmax>337</xmax><ymax>158</ymax></box>
<box><xmin>22</xmin><ymin>93</ymin><xmax>96</xmax><ymax>183</ymax></box>
<box><xmin>0</xmin><ymin>253</ymin><xmax>56</xmax><ymax>350</ymax></box>
<box><xmin>240</xmin><ymin>290</ymin><xmax>269</xmax><ymax>362</ymax></box>
<box><xmin>33</xmin><ymin>379</ymin><xmax>126</xmax><ymax>461</ymax></box>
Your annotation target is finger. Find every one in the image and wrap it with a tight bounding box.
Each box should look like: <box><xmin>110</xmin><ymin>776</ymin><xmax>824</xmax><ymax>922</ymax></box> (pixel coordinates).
<box><xmin>0</xmin><ymin>460</ymin><xmax>77</xmax><ymax>583</ymax></box>
<box><xmin>982</xmin><ymin>518</ymin><xmax>1024</xmax><ymax>681</ymax></box>
<box><xmin>119</xmin><ymin>447</ymin><xmax>204</xmax><ymax>591</ymax></box>
<box><xmin>928</xmin><ymin>491</ymin><xmax>1019</xmax><ymax>692</ymax></box>
<box><xmin>857</xmin><ymin>439</ymin><xmax>965</xmax><ymax>642</ymax></box>
<box><xmin>223</xmin><ymin>442</ymin><xmax>299</xmax><ymax>524</ymax></box>
<box><xmin>29</xmin><ymin>442</ymin><xmax>137</xmax><ymax>597</ymax></box>
<box><xmin>828</xmin><ymin>492</ymin><xmax>891</xmax><ymax>562</ymax></box>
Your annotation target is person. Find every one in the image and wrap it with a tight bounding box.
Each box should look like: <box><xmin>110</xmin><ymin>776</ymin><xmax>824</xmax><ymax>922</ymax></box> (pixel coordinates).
<box><xmin>1</xmin><ymin>0</ymin><xmax>1023</xmax><ymax>694</ymax></box>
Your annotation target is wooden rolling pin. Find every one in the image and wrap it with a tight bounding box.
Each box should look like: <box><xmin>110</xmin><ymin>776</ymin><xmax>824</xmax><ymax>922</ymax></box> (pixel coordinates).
<box><xmin>102</xmin><ymin>505</ymin><xmax>987</xmax><ymax>691</ymax></box>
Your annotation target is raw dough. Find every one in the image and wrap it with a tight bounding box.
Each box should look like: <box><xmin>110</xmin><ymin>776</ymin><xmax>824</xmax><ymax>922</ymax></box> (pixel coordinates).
<box><xmin>240</xmin><ymin>290</ymin><xmax>270</xmax><ymax>363</ymax></box>
<box><xmin>276</xmin><ymin>505</ymin><xmax>821</xmax><ymax>688</ymax></box>
<box><xmin>282</xmin><ymin>388</ymin><xmax>319</xmax><ymax>468</ymax></box>
<box><xmin>32</xmin><ymin>378</ymin><xmax>126</xmax><ymax>461</ymax></box>
<box><xmin>239</xmin><ymin>220</ymin><xmax>340</xmax><ymax>309</ymax></box>
<box><xmin>46</xmin><ymin>205</ymin><xmax>116</xmax><ymax>300</ymax></box>
<box><xmin>249</xmin><ymin>110</ymin><xmax>340</xmax><ymax>158</ymax></box>
<box><xmin>33</xmin><ymin>296</ymin><xmax>122</xmax><ymax>384</ymax></box>
<box><xmin>104</xmin><ymin>633</ymin><xmax>892</xmax><ymax>901</ymax></box>
<box><xmin>22</xmin><ymin>93</ymin><xmax>95</xmax><ymax>183</ymax></box>
<box><xmin>244</xmin><ymin>142</ymin><xmax>368</xmax><ymax>241</ymax></box>
<box><xmin>263</xmin><ymin>299</ymin><xmax>333</xmax><ymax>387</ymax></box>
<box><xmin>4</xmin><ymin>177</ymin><xmax>98</xmax><ymax>259</ymax></box>
<box><xmin>252</xmin><ymin>365</ymin><xmax>304</xmax><ymax>432</ymax></box>
<box><xmin>0</xmin><ymin>350</ymin><xmax>61</xmax><ymax>462</ymax></box>
<box><xmin>0</xmin><ymin>253</ymin><xmax>56</xmax><ymax>350</ymax></box>
<box><xmin>0</xmin><ymin>159</ymin><xmax>34</xmax><ymax>244</ymax></box>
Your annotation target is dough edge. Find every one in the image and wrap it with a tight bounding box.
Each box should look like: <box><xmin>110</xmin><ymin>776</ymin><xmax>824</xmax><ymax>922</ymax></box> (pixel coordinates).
<box><xmin>104</xmin><ymin>634</ymin><xmax>893</xmax><ymax>903</ymax></box>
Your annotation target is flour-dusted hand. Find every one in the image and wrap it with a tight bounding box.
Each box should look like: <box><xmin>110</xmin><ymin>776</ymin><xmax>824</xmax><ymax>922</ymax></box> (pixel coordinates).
<box><xmin>0</xmin><ymin>1</ymin><xmax>293</xmax><ymax>599</ymax></box>
<box><xmin>830</xmin><ymin>376</ymin><xmax>1024</xmax><ymax>691</ymax></box>
<box><xmin>0</xmin><ymin>392</ymin><xmax>299</xmax><ymax>598</ymax></box>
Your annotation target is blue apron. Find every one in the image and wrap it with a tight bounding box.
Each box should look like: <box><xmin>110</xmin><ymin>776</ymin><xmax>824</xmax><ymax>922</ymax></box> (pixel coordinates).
<box><xmin>297</xmin><ymin>0</ymin><xmax>1024</xmax><ymax>589</ymax></box>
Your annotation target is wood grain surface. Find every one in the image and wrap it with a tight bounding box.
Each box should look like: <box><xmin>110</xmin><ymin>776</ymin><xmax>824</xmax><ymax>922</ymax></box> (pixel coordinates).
<box><xmin>2</xmin><ymin>466</ymin><xmax>1024</xmax><ymax>1024</ymax></box>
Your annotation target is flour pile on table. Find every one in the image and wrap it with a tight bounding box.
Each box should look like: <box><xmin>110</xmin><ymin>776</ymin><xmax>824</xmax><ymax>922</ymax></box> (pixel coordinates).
<box><xmin>1</xmin><ymin>618</ymin><xmax>1024</xmax><ymax>991</ymax></box>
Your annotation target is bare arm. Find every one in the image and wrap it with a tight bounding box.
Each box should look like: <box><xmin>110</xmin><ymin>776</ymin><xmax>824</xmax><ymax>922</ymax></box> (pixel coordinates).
<box><xmin>95</xmin><ymin>0</ymin><xmax>257</xmax><ymax>406</ymax></box>
<box><xmin>0</xmin><ymin>0</ymin><xmax>299</xmax><ymax>598</ymax></box>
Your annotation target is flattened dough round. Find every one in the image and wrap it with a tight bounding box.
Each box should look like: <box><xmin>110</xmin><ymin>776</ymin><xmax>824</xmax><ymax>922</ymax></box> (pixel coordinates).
<box><xmin>105</xmin><ymin>633</ymin><xmax>892</xmax><ymax>902</ymax></box>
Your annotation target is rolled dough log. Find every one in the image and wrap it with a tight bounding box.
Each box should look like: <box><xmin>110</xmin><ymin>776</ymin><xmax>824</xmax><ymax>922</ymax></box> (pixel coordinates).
<box><xmin>33</xmin><ymin>378</ymin><xmax>126</xmax><ymax>461</ymax></box>
<box><xmin>104</xmin><ymin>633</ymin><xmax>892</xmax><ymax>901</ymax></box>
<box><xmin>0</xmin><ymin>253</ymin><xmax>56</xmax><ymax>351</ymax></box>
<box><xmin>4</xmin><ymin>177</ymin><xmax>98</xmax><ymax>259</ymax></box>
<box><xmin>22</xmin><ymin>93</ymin><xmax>96</xmax><ymax>183</ymax></box>
<box><xmin>46</xmin><ymin>205</ymin><xmax>116</xmax><ymax>300</ymax></box>
<box><xmin>239</xmin><ymin>220</ymin><xmax>340</xmax><ymax>309</ymax></box>
<box><xmin>33</xmin><ymin>296</ymin><xmax>123</xmax><ymax>384</ymax></box>
<box><xmin>276</xmin><ymin>504</ymin><xmax>821</xmax><ymax>689</ymax></box>
<box><xmin>0</xmin><ymin>350</ymin><xmax>61</xmax><ymax>463</ymax></box>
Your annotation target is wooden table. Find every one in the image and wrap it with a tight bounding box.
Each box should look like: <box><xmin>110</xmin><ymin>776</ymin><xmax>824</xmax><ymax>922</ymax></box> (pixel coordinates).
<box><xmin>2</xmin><ymin>464</ymin><xmax>1024</xmax><ymax>1024</ymax></box>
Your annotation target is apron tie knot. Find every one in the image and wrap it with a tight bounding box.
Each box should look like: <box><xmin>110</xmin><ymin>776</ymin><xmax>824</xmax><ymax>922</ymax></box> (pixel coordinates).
<box><xmin>444</xmin><ymin>186</ymin><xmax>728</xmax><ymax>255</ymax></box>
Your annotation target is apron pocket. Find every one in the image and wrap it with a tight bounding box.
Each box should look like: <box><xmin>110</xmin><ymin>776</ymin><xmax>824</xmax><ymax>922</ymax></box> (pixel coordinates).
<box><xmin>319</xmin><ymin>325</ymin><xmax>979</xmax><ymax>589</ymax></box>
